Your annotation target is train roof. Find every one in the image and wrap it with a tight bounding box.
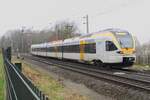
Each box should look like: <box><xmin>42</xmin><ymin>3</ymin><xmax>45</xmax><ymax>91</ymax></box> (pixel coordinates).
<box><xmin>100</xmin><ymin>28</ymin><xmax>128</xmax><ymax>33</ymax></box>
<box><xmin>63</xmin><ymin>37</ymin><xmax>79</xmax><ymax>43</ymax></box>
<box><xmin>31</xmin><ymin>43</ymin><xmax>47</xmax><ymax>48</ymax></box>
<box><xmin>80</xmin><ymin>28</ymin><xmax>129</xmax><ymax>38</ymax></box>
<box><xmin>31</xmin><ymin>28</ymin><xmax>130</xmax><ymax>47</ymax></box>
<box><xmin>47</xmin><ymin>40</ymin><xmax>63</xmax><ymax>47</ymax></box>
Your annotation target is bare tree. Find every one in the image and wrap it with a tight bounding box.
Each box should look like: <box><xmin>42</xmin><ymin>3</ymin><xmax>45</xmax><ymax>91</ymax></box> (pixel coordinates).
<box><xmin>51</xmin><ymin>21</ymin><xmax>80</xmax><ymax>41</ymax></box>
<box><xmin>0</xmin><ymin>21</ymin><xmax>81</xmax><ymax>53</ymax></box>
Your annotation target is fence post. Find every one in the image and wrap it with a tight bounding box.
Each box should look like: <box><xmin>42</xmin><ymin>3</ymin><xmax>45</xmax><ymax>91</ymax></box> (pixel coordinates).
<box><xmin>6</xmin><ymin>47</ymin><xmax>11</xmax><ymax>61</ymax></box>
<box><xmin>42</xmin><ymin>94</ymin><xmax>45</xmax><ymax>100</ymax></box>
<box><xmin>148</xmin><ymin>55</ymin><xmax>150</xmax><ymax>65</ymax></box>
<box><xmin>45</xmin><ymin>96</ymin><xmax>49</xmax><ymax>100</ymax></box>
<box><xmin>39</xmin><ymin>91</ymin><xmax>42</xmax><ymax>98</ymax></box>
<box><xmin>15</xmin><ymin>63</ymin><xmax>22</xmax><ymax>72</ymax></box>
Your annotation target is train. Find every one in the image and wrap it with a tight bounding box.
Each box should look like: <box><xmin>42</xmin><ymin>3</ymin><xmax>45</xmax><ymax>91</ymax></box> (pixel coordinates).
<box><xmin>31</xmin><ymin>28</ymin><xmax>136</xmax><ymax>68</ymax></box>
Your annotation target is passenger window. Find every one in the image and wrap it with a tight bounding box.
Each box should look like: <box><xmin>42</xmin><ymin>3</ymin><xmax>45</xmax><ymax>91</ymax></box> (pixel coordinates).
<box><xmin>84</xmin><ymin>43</ymin><xmax>96</xmax><ymax>53</ymax></box>
<box><xmin>106</xmin><ymin>41</ymin><xmax>117</xmax><ymax>51</ymax></box>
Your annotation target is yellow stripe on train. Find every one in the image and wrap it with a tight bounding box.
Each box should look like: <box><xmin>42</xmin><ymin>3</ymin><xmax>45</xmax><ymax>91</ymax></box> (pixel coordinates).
<box><xmin>121</xmin><ymin>48</ymin><xmax>135</xmax><ymax>55</ymax></box>
<box><xmin>80</xmin><ymin>40</ymin><xmax>85</xmax><ymax>60</ymax></box>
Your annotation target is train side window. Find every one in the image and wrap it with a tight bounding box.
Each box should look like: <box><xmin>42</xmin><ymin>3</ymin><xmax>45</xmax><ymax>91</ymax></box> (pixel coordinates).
<box><xmin>63</xmin><ymin>45</ymin><xmax>80</xmax><ymax>53</ymax></box>
<box><xmin>84</xmin><ymin>43</ymin><xmax>96</xmax><ymax>53</ymax></box>
<box><xmin>47</xmin><ymin>47</ymin><xmax>54</xmax><ymax>52</ymax></box>
<box><xmin>57</xmin><ymin>46</ymin><xmax>62</xmax><ymax>52</ymax></box>
<box><xmin>106</xmin><ymin>41</ymin><xmax>117</xmax><ymax>51</ymax></box>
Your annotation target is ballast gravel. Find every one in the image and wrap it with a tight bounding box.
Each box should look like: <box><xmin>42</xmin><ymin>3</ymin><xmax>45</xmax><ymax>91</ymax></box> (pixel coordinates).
<box><xmin>24</xmin><ymin>57</ymin><xmax>150</xmax><ymax>100</ymax></box>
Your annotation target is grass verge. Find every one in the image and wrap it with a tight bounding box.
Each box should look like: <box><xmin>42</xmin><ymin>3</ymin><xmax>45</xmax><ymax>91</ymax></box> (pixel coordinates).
<box><xmin>0</xmin><ymin>53</ymin><xmax>5</xmax><ymax>100</ymax></box>
<box><xmin>12</xmin><ymin>57</ymin><xmax>87</xmax><ymax>100</ymax></box>
<box><xmin>131</xmin><ymin>64</ymin><xmax>150</xmax><ymax>71</ymax></box>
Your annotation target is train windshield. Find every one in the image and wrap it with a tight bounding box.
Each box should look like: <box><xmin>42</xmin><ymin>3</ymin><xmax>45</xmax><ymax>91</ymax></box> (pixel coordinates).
<box><xmin>115</xmin><ymin>32</ymin><xmax>133</xmax><ymax>48</ymax></box>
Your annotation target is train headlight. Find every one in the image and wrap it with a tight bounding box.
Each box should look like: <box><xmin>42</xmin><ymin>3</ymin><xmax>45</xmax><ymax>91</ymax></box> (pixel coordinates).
<box><xmin>116</xmin><ymin>51</ymin><xmax>123</xmax><ymax>54</ymax></box>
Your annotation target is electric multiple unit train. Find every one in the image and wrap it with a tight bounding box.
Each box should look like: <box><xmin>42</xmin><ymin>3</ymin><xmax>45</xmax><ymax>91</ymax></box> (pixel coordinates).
<box><xmin>31</xmin><ymin>28</ymin><xmax>136</xmax><ymax>68</ymax></box>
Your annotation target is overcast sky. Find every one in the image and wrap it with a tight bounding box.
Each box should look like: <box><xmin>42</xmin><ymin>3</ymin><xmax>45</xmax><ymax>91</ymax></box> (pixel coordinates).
<box><xmin>0</xmin><ymin>0</ymin><xmax>149</xmax><ymax>44</ymax></box>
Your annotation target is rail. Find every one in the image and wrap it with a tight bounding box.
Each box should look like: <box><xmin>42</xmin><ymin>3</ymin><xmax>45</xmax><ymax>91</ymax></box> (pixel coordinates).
<box><xmin>27</xmin><ymin>55</ymin><xmax>150</xmax><ymax>92</ymax></box>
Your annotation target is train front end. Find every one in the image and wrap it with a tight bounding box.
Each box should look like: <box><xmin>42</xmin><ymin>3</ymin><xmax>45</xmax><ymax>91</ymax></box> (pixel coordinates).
<box><xmin>114</xmin><ymin>31</ymin><xmax>136</xmax><ymax>67</ymax></box>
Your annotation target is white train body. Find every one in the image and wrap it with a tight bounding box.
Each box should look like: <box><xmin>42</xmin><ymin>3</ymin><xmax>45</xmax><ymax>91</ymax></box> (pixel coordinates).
<box><xmin>31</xmin><ymin>29</ymin><xmax>136</xmax><ymax>67</ymax></box>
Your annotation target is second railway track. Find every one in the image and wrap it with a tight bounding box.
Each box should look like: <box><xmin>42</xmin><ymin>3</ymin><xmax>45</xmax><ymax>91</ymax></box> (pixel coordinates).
<box><xmin>23</xmin><ymin>55</ymin><xmax>150</xmax><ymax>93</ymax></box>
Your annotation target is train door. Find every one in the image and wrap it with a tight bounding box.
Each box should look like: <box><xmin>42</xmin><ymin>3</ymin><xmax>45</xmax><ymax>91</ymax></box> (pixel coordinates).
<box><xmin>45</xmin><ymin>44</ymin><xmax>47</xmax><ymax>57</ymax></box>
<box><xmin>105</xmin><ymin>41</ymin><xmax>118</xmax><ymax>63</ymax></box>
<box><xmin>80</xmin><ymin>40</ymin><xmax>85</xmax><ymax>61</ymax></box>
<box><xmin>54</xmin><ymin>46</ymin><xmax>58</xmax><ymax>58</ymax></box>
<box><xmin>96</xmin><ymin>41</ymin><xmax>104</xmax><ymax>62</ymax></box>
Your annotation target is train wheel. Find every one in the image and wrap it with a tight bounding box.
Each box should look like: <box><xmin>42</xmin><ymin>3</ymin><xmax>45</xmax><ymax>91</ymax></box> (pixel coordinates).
<box><xmin>94</xmin><ymin>60</ymin><xmax>104</xmax><ymax>67</ymax></box>
<box><xmin>105</xmin><ymin>65</ymin><xmax>112</xmax><ymax>70</ymax></box>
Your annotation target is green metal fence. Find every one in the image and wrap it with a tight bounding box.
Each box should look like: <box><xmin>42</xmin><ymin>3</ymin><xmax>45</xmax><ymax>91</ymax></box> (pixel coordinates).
<box><xmin>3</xmin><ymin>47</ymin><xmax>49</xmax><ymax>100</ymax></box>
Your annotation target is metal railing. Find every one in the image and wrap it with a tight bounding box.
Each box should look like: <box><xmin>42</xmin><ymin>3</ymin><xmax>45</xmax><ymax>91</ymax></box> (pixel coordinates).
<box><xmin>136</xmin><ymin>54</ymin><xmax>150</xmax><ymax>65</ymax></box>
<box><xmin>3</xmin><ymin>48</ymin><xmax>49</xmax><ymax>100</ymax></box>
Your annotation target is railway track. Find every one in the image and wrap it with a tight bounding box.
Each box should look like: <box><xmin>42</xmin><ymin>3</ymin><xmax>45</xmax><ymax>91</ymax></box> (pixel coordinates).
<box><xmin>23</xmin><ymin>55</ymin><xmax>150</xmax><ymax>92</ymax></box>
<box><xmin>113</xmin><ymin>68</ymin><xmax>150</xmax><ymax>79</ymax></box>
